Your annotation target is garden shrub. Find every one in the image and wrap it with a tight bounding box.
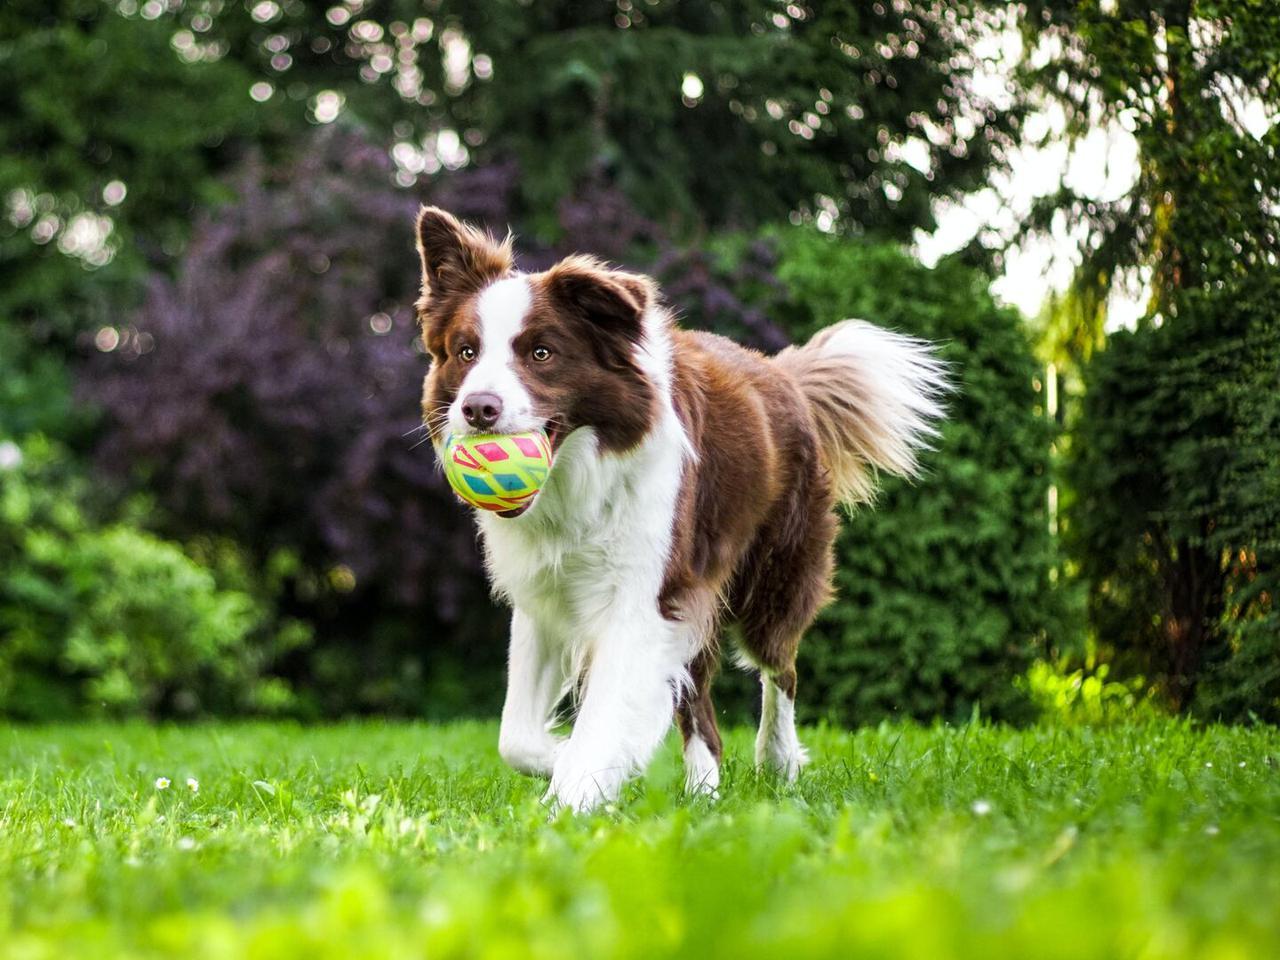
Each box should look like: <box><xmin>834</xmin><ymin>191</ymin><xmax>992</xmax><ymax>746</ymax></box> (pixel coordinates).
<box><xmin>1068</xmin><ymin>274</ymin><xmax>1280</xmax><ymax>721</ymax></box>
<box><xmin>766</xmin><ymin>231</ymin><xmax>1062</xmax><ymax>724</ymax></box>
<box><xmin>1020</xmin><ymin>656</ymin><xmax>1156</xmax><ymax>726</ymax></box>
<box><xmin>0</xmin><ymin>435</ymin><xmax>306</xmax><ymax>718</ymax></box>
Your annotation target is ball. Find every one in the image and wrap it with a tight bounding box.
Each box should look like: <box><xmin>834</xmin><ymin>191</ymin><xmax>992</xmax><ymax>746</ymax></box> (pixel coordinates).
<box><xmin>442</xmin><ymin>430</ymin><xmax>554</xmax><ymax>512</ymax></box>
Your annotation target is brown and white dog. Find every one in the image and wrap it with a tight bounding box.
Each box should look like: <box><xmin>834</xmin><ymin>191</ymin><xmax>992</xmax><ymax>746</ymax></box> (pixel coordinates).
<box><xmin>415</xmin><ymin>207</ymin><xmax>949</xmax><ymax>812</ymax></box>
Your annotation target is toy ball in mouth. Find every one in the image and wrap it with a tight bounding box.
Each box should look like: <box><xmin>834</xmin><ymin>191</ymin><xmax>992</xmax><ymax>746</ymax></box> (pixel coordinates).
<box><xmin>443</xmin><ymin>430</ymin><xmax>554</xmax><ymax>515</ymax></box>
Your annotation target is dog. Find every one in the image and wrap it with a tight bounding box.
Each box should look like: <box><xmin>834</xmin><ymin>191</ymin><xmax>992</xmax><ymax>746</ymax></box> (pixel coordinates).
<box><xmin>415</xmin><ymin>207</ymin><xmax>949</xmax><ymax>812</ymax></box>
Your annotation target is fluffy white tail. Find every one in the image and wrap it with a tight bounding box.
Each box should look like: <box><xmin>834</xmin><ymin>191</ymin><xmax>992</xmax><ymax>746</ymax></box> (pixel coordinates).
<box><xmin>774</xmin><ymin>320</ymin><xmax>951</xmax><ymax>505</ymax></box>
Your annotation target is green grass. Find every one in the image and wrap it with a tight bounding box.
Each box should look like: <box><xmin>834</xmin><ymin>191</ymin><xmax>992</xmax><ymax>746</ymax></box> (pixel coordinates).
<box><xmin>2</xmin><ymin>720</ymin><xmax>1278</xmax><ymax>959</ymax></box>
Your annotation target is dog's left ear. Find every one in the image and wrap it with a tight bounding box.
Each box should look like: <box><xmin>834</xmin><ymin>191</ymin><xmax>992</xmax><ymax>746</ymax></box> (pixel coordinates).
<box><xmin>544</xmin><ymin>256</ymin><xmax>654</xmax><ymax>343</ymax></box>
<box><xmin>416</xmin><ymin>206</ymin><xmax>512</xmax><ymax>302</ymax></box>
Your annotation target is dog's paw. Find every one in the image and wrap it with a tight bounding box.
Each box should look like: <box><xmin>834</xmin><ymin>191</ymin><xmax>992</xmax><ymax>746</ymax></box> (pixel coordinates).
<box><xmin>757</xmin><ymin>741</ymin><xmax>809</xmax><ymax>783</ymax></box>
<box><xmin>682</xmin><ymin>737</ymin><xmax>721</xmax><ymax>798</ymax></box>
<box><xmin>543</xmin><ymin>750</ymin><xmax>625</xmax><ymax>814</ymax></box>
<box><xmin>498</xmin><ymin>732</ymin><xmax>565</xmax><ymax>778</ymax></box>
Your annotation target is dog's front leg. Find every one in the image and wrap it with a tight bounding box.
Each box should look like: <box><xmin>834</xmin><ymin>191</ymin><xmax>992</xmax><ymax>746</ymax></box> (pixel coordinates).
<box><xmin>498</xmin><ymin>609</ymin><xmax>569</xmax><ymax>777</ymax></box>
<box><xmin>545</xmin><ymin>607</ymin><xmax>681</xmax><ymax>813</ymax></box>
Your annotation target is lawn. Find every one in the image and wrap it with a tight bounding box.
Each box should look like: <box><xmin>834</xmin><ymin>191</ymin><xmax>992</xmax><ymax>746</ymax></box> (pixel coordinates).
<box><xmin>2</xmin><ymin>720</ymin><xmax>1278</xmax><ymax>959</ymax></box>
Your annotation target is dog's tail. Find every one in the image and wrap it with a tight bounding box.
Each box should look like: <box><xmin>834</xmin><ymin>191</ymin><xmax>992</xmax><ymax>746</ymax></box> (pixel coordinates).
<box><xmin>773</xmin><ymin>320</ymin><xmax>951</xmax><ymax>506</ymax></box>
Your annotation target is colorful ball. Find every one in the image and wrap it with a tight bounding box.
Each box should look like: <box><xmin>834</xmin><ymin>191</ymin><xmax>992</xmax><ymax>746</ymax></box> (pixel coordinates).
<box><xmin>442</xmin><ymin>430</ymin><xmax>554</xmax><ymax>512</ymax></box>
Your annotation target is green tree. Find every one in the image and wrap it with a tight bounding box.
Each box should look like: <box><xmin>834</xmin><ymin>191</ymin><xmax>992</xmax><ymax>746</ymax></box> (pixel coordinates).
<box><xmin>1016</xmin><ymin>1</ymin><xmax>1280</xmax><ymax>714</ymax></box>
<box><xmin>171</xmin><ymin>0</ymin><xmax>1019</xmax><ymax>240</ymax></box>
<box><xmin>1069</xmin><ymin>274</ymin><xmax>1279</xmax><ymax>719</ymax></box>
<box><xmin>1015</xmin><ymin>0</ymin><xmax>1279</xmax><ymax>363</ymax></box>
<box><xmin>0</xmin><ymin>0</ymin><xmax>283</xmax><ymax>333</ymax></box>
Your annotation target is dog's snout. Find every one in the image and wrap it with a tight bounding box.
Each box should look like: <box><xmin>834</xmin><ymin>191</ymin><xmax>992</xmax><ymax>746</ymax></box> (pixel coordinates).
<box><xmin>461</xmin><ymin>391</ymin><xmax>504</xmax><ymax>430</ymax></box>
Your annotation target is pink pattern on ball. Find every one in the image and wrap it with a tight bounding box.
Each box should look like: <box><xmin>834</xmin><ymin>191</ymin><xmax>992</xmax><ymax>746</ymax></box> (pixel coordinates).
<box><xmin>475</xmin><ymin>442</ymin><xmax>508</xmax><ymax>462</ymax></box>
<box><xmin>512</xmin><ymin>436</ymin><xmax>542</xmax><ymax>459</ymax></box>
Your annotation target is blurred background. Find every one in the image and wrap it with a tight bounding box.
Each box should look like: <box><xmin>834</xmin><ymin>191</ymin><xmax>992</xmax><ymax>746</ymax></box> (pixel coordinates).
<box><xmin>1</xmin><ymin>0</ymin><xmax>1275</xmax><ymax>725</ymax></box>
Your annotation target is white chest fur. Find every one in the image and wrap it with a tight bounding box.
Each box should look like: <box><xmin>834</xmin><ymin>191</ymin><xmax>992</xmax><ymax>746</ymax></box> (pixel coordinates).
<box><xmin>477</xmin><ymin>415</ymin><xmax>687</xmax><ymax>662</ymax></box>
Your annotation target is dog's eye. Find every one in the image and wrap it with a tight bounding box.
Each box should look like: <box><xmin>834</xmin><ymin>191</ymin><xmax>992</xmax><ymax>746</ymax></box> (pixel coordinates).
<box><xmin>531</xmin><ymin>345</ymin><xmax>552</xmax><ymax>362</ymax></box>
<box><xmin>458</xmin><ymin>345</ymin><xmax>477</xmax><ymax>363</ymax></box>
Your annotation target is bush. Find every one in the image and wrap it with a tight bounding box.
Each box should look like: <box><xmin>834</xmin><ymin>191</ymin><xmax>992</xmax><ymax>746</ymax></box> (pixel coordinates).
<box><xmin>1020</xmin><ymin>657</ymin><xmax>1156</xmax><ymax>726</ymax></box>
<box><xmin>768</xmin><ymin>232</ymin><xmax>1062</xmax><ymax>724</ymax></box>
<box><xmin>1067</xmin><ymin>274</ymin><xmax>1280</xmax><ymax>721</ymax></box>
<box><xmin>0</xmin><ymin>435</ymin><xmax>305</xmax><ymax>718</ymax></box>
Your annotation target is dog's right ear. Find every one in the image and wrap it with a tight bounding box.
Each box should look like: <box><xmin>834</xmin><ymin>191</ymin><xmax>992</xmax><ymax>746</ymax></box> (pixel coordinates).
<box><xmin>415</xmin><ymin>206</ymin><xmax>513</xmax><ymax>302</ymax></box>
<box><xmin>543</xmin><ymin>255</ymin><xmax>653</xmax><ymax>345</ymax></box>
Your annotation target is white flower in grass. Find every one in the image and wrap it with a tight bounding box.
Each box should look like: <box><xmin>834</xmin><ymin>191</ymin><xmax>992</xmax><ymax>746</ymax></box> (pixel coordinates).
<box><xmin>176</xmin><ymin>836</ymin><xmax>197</xmax><ymax>851</ymax></box>
<box><xmin>186</xmin><ymin>777</ymin><xmax>199</xmax><ymax>794</ymax></box>
<box><xmin>155</xmin><ymin>777</ymin><xmax>171</xmax><ymax>790</ymax></box>
<box><xmin>971</xmin><ymin>799</ymin><xmax>993</xmax><ymax>817</ymax></box>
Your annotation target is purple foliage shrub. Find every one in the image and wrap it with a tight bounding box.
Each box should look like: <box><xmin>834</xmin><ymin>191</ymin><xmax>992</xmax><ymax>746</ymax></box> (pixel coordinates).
<box><xmin>84</xmin><ymin>129</ymin><xmax>470</xmax><ymax>610</ymax></box>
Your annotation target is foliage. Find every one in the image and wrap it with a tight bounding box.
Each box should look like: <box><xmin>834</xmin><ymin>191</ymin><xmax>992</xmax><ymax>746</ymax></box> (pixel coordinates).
<box><xmin>0</xmin><ymin>0</ymin><xmax>286</xmax><ymax>340</ymax></box>
<box><xmin>1021</xmin><ymin>656</ymin><xmax>1154</xmax><ymax>726</ymax></box>
<box><xmin>1013</xmin><ymin>0</ymin><xmax>1280</xmax><ymax>366</ymax></box>
<box><xmin>77</xmin><ymin>126</ymin><xmax>510</xmax><ymax>716</ymax></box>
<box><xmin>768</xmin><ymin>231</ymin><xmax>1062</xmax><ymax>724</ymax></box>
<box><xmin>2</xmin><ymin>719</ymin><xmax>1279</xmax><ymax>958</ymax></box>
<box><xmin>0</xmin><ymin>435</ymin><xmax>304</xmax><ymax>718</ymax></box>
<box><xmin>0</xmin><ymin>323</ymin><xmax>83</xmax><ymax>440</ymax></box>
<box><xmin>1067</xmin><ymin>273</ymin><xmax>1280</xmax><ymax>721</ymax></box>
<box><xmin>150</xmin><ymin>0</ymin><xmax>1020</xmax><ymax>241</ymax></box>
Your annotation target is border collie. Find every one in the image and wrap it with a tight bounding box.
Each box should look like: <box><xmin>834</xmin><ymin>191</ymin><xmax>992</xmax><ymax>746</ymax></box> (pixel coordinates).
<box><xmin>415</xmin><ymin>207</ymin><xmax>949</xmax><ymax>812</ymax></box>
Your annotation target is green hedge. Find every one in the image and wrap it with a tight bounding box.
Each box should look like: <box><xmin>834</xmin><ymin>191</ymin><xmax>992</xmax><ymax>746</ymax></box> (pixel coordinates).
<box><xmin>1068</xmin><ymin>274</ymin><xmax>1280</xmax><ymax>721</ymax></box>
<box><xmin>0</xmin><ymin>436</ymin><xmax>306</xmax><ymax>718</ymax></box>
<box><xmin>768</xmin><ymin>233</ymin><xmax>1061</xmax><ymax>724</ymax></box>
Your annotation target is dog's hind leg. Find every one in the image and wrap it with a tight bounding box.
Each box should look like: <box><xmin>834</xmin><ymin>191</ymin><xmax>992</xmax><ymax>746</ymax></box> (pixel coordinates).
<box><xmin>755</xmin><ymin>664</ymin><xmax>807</xmax><ymax>781</ymax></box>
<box><xmin>734</xmin><ymin>497</ymin><xmax>837</xmax><ymax>783</ymax></box>
<box><xmin>498</xmin><ymin>609</ymin><xmax>571</xmax><ymax>777</ymax></box>
<box><xmin>677</xmin><ymin>646</ymin><xmax>722</xmax><ymax>797</ymax></box>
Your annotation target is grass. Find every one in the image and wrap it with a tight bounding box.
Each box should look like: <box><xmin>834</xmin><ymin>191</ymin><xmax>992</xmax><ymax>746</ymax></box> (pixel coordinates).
<box><xmin>2</xmin><ymin>719</ymin><xmax>1278</xmax><ymax>959</ymax></box>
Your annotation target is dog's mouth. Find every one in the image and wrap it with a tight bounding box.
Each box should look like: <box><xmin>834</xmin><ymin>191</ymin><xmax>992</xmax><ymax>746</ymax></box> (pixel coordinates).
<box><xmin>495</xmin><ymin>424</ymin><xmax>563</xmax><ymax>520</ymax></box>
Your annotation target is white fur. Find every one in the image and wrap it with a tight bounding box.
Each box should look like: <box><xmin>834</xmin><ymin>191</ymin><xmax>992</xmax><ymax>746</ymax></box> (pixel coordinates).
<box><xmin>497</xmin><ymin>609</ymin><xmax>571</xmax><ymax>776</ymax></box>
<box><xmin>683</xmin><ymin>731</ymin><xmax>721</xmax><ymax>798</ymax></box>
<box><xmin>755</xmin><ymin>676</ymin><xmax>808</xmax><ymax>782</ymax></box>
<box><xmin>775</xmin><ymin>319</ymin><xmax>951</xmax><ymax>505</ymax></box>
<box><xmin>817</xmin><ymin>320</ymin><xmax>948</xmax><ymax>473</ymax></box>
<box><xmin>449</xmin><ymin>275</ymin><xmax>539</xmax><ymax>436</ymax></box>
<box><xmin>483</xmin><ymin>305</ymin><xmax>695</xmax><ymax>812</ymax></box>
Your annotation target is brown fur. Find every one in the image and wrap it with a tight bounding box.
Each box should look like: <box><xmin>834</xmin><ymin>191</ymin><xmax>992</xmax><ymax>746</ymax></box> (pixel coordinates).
<box><xmin>660</xmin><ymin>330</ymin><xmax>837</xmax><ymax>756</ymax></box>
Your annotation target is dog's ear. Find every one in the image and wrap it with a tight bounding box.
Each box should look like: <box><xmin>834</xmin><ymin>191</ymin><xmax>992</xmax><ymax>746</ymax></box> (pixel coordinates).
<box><xmin>543</xmin><ymin>256</ymin><xmax>654</xmax><ymax>344</ymax></box>
<box><xmin>415</xmin><ymin>206</ymin><xmax>512</xmax><ymax>301</ymax></box>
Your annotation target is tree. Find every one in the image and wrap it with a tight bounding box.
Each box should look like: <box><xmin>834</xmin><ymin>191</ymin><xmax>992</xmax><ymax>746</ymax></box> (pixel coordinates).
<box><xmin>1014</xmin><ymin>0</ymin><xmax>1279</xmax><ymax>362</ymax></box>
<box><xmin>1015</xmin><ymin>1</ymin><xmax>1280</xmax><ymax>712</ymax></box>
<box><xmin>168</xmin><ymin>0</ymin><xmax>1020</xmax><ymax>241</ymax></box>
<box><xmin>1069</xmin><ymin>273</ymin><xmax>1280</xmax><ymax>718</ymax></box>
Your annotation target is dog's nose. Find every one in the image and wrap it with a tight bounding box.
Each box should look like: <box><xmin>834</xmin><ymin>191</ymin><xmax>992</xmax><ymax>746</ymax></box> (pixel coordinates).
<box><xmin>461</xmin><ymin>391</ymin><xmax>503</xmax><ymax>430</ymax></box>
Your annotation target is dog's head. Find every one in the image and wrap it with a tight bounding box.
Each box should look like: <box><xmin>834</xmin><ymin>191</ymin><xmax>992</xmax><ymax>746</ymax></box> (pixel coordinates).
<box><xmin>416</xmin><ymin>207</ymin><xmax>658</xmax><ymax>462</ymax></box>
